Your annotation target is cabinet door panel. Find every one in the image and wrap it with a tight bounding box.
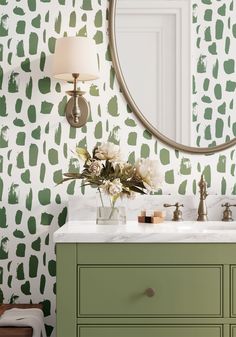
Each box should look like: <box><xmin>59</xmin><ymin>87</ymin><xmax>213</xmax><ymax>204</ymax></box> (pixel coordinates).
<box><xmin>232</xmin><ymin>325</ymin><xmax>236</xmax><ymax>336</ymax></box>
<box><xmin>231</xmin><ymin>266</ymin><xmax>236</xmax><ymax>317</ymax></box>
<box><xmin>78</xmin><ymin>266</ymin><xmax>222</xmax><ymax>317</ymax></box>
<box><xmin>78</xmin><ymin>325</ymin><xmax>222</xmax><ymax>337</ymax></box>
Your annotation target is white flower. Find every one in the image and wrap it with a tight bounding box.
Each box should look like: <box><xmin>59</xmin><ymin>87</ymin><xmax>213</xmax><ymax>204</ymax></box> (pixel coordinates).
<box><xmin>95</xmin><ymin>142</ymin><xmax>123</xmax><ymax>162</ymax></box>
<box><xmin>111</xmin><ymin>161</ymin><xmax>131</xmax><ymax>174</ymax></box>
<box><xmin>120</xmin><ymin>162</ymin><xmax>135</xmax><ymax>176</ymax></box>
<box><xmin>102</xmin><ymin>178</ymin><xmax>123</xmax><ymax>196</ymax></box>
<box><xmin>88</xmin><ymin>160</ymin><xmax>103</xmax><ymax>176</ymax></box>
<box><xmin>135</xmin><ymin>158</ymin><xmax>162</xmax><ymax>191</ymax></box>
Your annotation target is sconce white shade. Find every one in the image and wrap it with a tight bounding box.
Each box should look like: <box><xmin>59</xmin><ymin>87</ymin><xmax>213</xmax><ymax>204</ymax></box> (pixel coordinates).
<box><xmin>53</xmin><ymin>36</ymin><xmax>99</xmax><ymax>82</ymax></box>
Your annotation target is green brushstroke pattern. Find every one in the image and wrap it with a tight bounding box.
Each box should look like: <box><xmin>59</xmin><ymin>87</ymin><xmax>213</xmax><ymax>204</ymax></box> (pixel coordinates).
<box><xmin>0</xmin><ymin>2</ymin><xmax>236</xmax><ymax>336</ymax></box>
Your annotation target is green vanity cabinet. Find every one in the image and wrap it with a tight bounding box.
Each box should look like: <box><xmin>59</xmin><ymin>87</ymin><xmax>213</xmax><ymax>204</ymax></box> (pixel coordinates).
<box><xmin>56</xmin><ymin>243</ymin><xmax>236</xmax><ymax>337</ymax></box>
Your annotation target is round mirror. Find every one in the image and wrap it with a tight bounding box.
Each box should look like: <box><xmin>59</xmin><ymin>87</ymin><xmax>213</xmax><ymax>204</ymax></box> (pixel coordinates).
<box><xmin>109</xmin><ymin>0</ymin><xmax>236</xmax><ymax>154</ymax></box>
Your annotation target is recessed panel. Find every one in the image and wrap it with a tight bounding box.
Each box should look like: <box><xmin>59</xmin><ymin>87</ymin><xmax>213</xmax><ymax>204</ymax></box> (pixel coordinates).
<box><xmin>78</xmin><ymin>266</ymin><xmax>222</xmax><ymax>317</ymax></box>
<box><xmin>79</xmin><ymin>325</ymin><xmax>222</xmax><ymax>337</ymax></box>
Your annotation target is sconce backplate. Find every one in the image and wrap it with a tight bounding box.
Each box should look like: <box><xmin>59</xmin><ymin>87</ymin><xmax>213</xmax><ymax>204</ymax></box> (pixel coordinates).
<box><xmin>65</xmin><ymin>96</ymin><xmax>89</xmax><ymax>128</ymax></box>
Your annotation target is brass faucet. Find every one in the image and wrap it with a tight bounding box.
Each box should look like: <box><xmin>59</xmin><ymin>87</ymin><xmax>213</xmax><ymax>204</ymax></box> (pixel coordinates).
<box><xmin>197</xmin><ymin>174</ymin><xmax>208</xmax><ymax>221</ymax></box>
<box><xmin>222</xmin><ymin>203</ymin><xmax>236</xmax><ymax>221</ymax></box>
<box><xmin>164</xmin><ymin>203</ymin><xmax>184</xmax><ymax>221</ymax></box>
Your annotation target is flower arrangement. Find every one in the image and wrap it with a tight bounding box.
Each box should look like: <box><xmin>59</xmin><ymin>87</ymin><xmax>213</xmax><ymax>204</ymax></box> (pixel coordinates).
<box><xmin>61</xmin><ymin>142</ymin><xmax>162</xmax><ymax>207</ymax></box>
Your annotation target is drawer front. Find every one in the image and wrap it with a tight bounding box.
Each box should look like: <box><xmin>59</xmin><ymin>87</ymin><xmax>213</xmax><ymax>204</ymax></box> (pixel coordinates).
<box><xmin>78</xmin><ymin>266</ymin><xmax>222</xmax><ymax>317</ymax></box>
<box><xmin>78</xmin><ymin>325</ymin><xmax>223</xmax><ymax>337</ymax></box>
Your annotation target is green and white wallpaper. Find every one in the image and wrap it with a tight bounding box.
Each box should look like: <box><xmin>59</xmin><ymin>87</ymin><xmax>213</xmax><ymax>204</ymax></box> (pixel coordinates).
<box><xmin>0</xmin><ymin>0</ymin><xmax>236</xmax><ymax>335</ymax></box>
<box><xmin>192</xmin><ymin>0</ymin><xmax>236</xmax><ymax>147</ymax></box>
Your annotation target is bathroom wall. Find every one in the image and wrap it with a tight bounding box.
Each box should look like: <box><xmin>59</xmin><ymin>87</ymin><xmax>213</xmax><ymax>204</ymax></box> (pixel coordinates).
<box><xmin>192</xmin><ymin>0</ymin><xmax>236</xmax><ymax>147</ymax></box>
<box><xmin>0</xmin><ymin>0</ymin><xmax>236</xmax><ymax>335</ymax></box>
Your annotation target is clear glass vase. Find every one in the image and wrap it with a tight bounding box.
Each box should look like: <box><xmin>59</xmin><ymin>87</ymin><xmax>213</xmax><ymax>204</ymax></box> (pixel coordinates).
<box><xmin>96</xmin><ymin>191</ymin><xmax>126</xmax><ymax>225</ymax></box>
<box><xmin>96</xmin><ymin>206</ymin><xmax>126</xmax><ymax>225</ymax></box>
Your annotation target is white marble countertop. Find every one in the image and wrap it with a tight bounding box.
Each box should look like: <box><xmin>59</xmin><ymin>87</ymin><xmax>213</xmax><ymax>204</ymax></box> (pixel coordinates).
<box><xmin>53</xmin><ymin>221</ymin><xmax>236</xmax><ymax>243</ymax></box>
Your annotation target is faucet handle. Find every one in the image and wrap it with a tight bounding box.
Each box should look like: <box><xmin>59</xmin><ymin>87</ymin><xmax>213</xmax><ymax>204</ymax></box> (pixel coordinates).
<box><xmin>221</xmin><ymin>203</ymin><xmax>236</xmax><ymax>208</ymax></box>
<box><xmin>163</xmin><ymin>203</ymin><xmax>184</xmax><ymax>222</ymax></box>
<box><xmin>221</xmin><ymin>203</ymin><xmax>236</xmax><ymax>222</ymax></box>
<box><xmin>163</xmin><ymin>203</ymin><xmax>184</xmax><ymax>208</ymax></box>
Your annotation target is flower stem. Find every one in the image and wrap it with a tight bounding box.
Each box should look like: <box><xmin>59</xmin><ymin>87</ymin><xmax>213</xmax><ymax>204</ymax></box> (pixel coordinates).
<box><xmin>108</xmin><ymin>197</ymin><xmax>116</xmax><ymax>219</ymax></box>
<box><xmin>109</xmin><ymin>197</ymin><xmax>113</xmax><ymax>207</ymax></box>
<box><xmin>98</xmin><ymin>188</ymin><xmax>104</xmax><ymax>207</ymax></box>
<box><xmin>109</xmin><ymin>207</ymin><xmax>115</xmax><ymax>219</ymax></box>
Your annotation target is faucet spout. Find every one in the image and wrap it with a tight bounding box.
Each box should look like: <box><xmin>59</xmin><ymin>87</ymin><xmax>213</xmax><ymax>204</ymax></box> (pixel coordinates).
<box><xmin>197</xmin><ymin>174</ymin><xmax>208</xmax><ymax>221</ymax></box>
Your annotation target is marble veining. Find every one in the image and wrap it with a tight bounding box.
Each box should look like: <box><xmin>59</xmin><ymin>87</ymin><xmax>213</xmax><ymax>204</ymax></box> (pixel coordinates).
<box><xmin>67</xmin><ymin>195</ymin><xmax>236</xmax><ymax>222</ymax></box>
<box><xmin>53</xmin><ymin>220</ymin><xmax>236</xmax><ymax>243</ymax></box>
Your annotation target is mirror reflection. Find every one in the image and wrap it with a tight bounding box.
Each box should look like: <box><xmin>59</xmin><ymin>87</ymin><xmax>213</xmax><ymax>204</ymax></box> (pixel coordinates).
<box><xmin>115</xmin><ymin>0</ymin><xmax>236</xmax><ymax>148</ymax></box>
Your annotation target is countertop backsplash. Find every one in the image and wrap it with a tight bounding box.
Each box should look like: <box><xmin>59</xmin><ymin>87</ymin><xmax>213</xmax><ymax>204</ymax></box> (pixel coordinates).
<box><xmin>68</xmin><ymin>194</ymin><xmax>236</xmax><ymax>222</ymax></box>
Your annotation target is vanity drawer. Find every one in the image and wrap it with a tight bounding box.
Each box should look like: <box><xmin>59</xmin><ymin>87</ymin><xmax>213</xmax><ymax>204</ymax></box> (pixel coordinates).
<box><xmin>78</xmin><ymin>266</ymin><xmax>222</xmax><ymax>317</ymax></box>
<box><xmin>78</xmin><ymin>325</ymin><xmax>223</xmax><ymax>337</ymax></box>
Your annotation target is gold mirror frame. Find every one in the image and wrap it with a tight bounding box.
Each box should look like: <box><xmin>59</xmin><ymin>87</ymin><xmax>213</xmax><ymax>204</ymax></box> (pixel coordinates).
<box><xmin>109</xmin><ymin>0</ymin><xmax>236</xmax><ymax>155</ymax></box>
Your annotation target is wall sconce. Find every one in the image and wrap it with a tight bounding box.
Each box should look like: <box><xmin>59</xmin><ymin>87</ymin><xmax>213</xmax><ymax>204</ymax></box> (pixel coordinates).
<box><xmin>53</xmin><ymin>36</ymin><xmax>99</xmax><ymax>128</ymax></box>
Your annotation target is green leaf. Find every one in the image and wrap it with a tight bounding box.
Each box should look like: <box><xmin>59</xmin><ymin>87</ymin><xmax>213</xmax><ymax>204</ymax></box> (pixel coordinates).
<box><xmin>63</xmin><ymin>172</ymin><xmax>81</xmax><ymax>178</ymax></box>
<box><xmin>56</xmin><ymin>177</ymin><xmax>77</xmax><ymax>186</ymax></box>
<box><xmin>76</xmin><ymin>147</ymin><xmax>91</xmax><ymax>161</ymax></box>
<box><xmin>129</xmin><ymin>186</ymin><xmax>146</xmax><ymax>194</ymax></box>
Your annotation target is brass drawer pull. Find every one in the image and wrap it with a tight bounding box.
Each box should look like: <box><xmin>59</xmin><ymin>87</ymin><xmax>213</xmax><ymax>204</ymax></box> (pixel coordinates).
<box><xmin>145</xmin><ymin>288</ymin><xmax>156</xmax><ymax>297</ymax></box>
